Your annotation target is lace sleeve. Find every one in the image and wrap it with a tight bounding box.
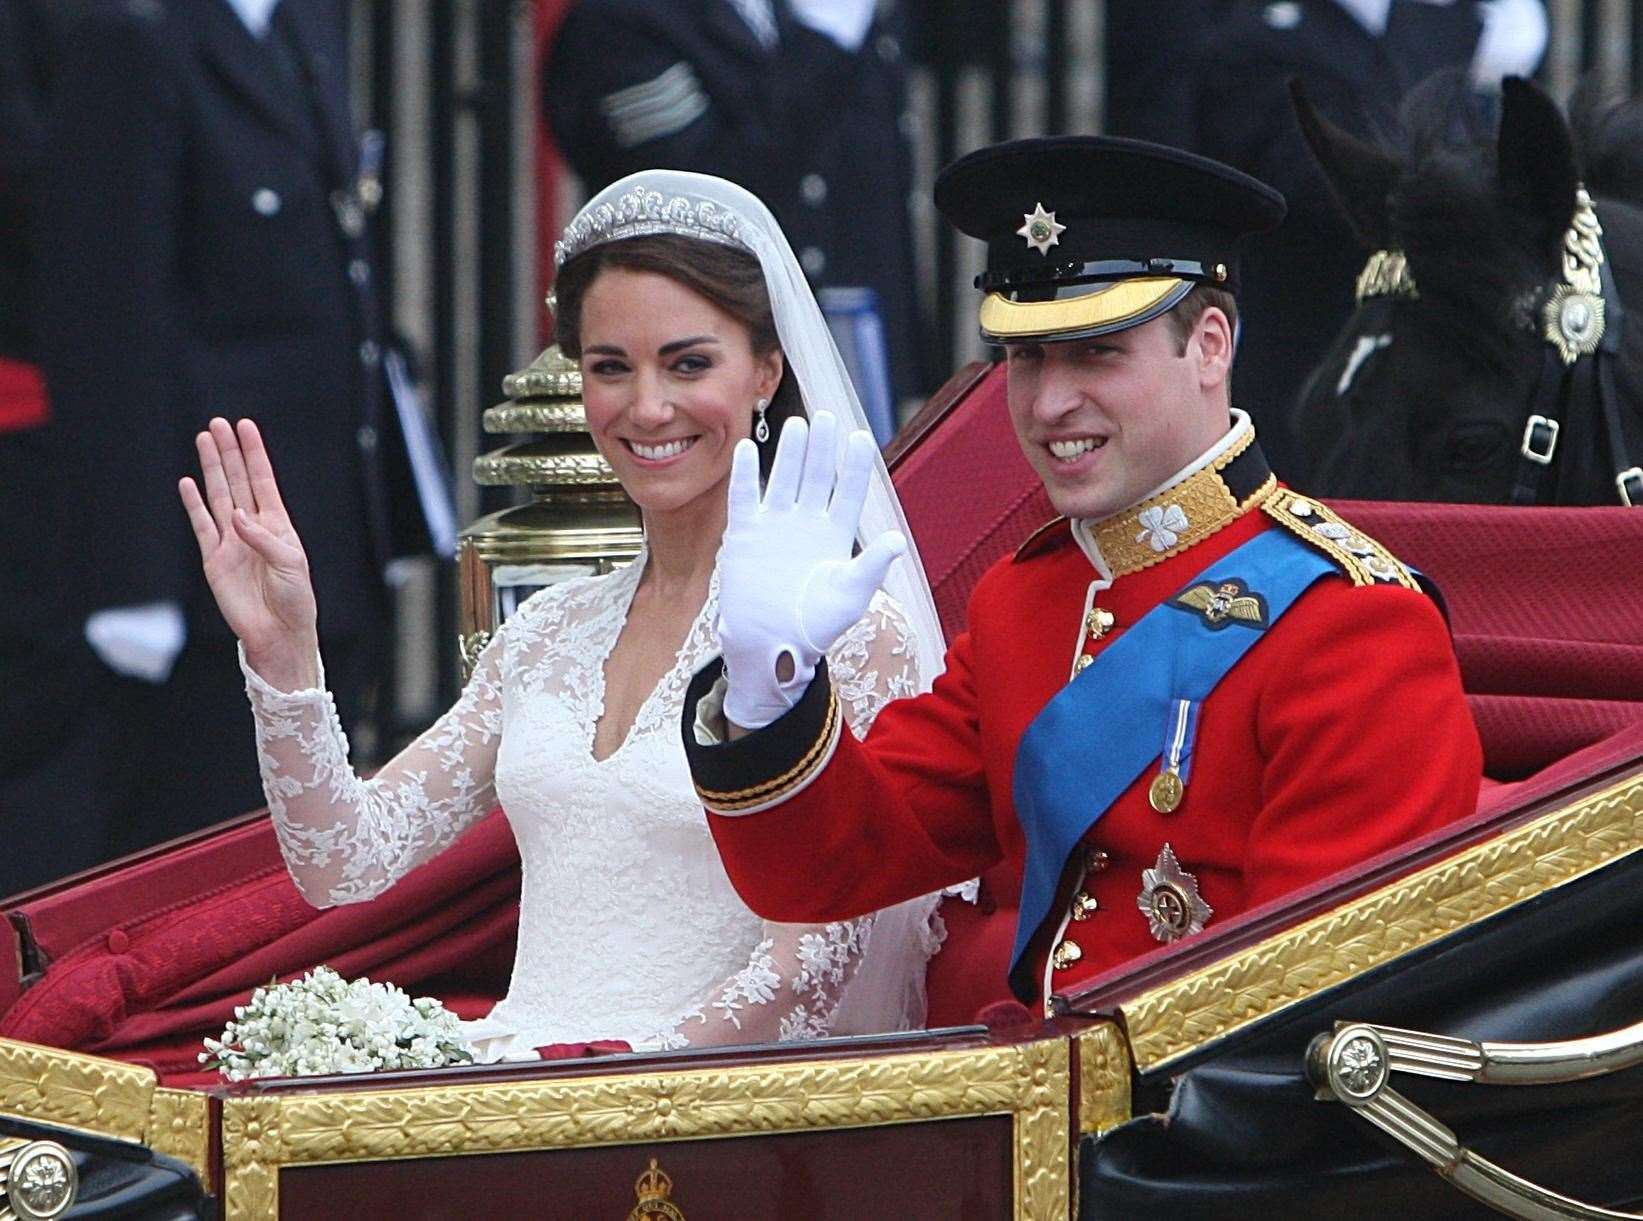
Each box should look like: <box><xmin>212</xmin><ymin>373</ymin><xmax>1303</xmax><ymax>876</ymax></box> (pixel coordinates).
<box><xmin>243</xmin><ymin>629</ymin><xmax>505</xmax><ymax>908</ymax></box>
<box><xmin>827</xmin><ymin>590</ymin><xmax>921</xmax><ymax>739</ymax></box>
<box><xmin>634</xmin><ymin>917</ymin><xmax>875</xmax><ymax>1051</ymax></box>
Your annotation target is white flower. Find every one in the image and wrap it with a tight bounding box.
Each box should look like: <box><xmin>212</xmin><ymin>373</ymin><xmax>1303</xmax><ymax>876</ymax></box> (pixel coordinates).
<box><xmin>1136</xmin><ymin>504</ymin><xmax>1189</xmax><ymax>552</ymax></box>
<box><xmin>201</xmin><ymin>965</ymin><xmax>475</xmax><ymax>1081</ymax></box>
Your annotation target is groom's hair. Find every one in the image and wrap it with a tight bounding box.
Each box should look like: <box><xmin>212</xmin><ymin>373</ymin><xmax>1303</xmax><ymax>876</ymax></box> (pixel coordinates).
<box><xmin>554</xmin><ymin>234</ymin><xmax>802</xmax><ymax>478</ymax></box>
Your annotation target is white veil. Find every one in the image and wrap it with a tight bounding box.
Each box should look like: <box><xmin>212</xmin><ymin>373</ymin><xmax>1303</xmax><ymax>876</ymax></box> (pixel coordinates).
<box><xmin>557</xmin><ymin>170</ymin><xmax>951</xmax><ymax>1034</ymax></box>
<box><xmin>555</xmin><ymin>169</ymin><xmax>947</xmax><ymax>687</ymax></box>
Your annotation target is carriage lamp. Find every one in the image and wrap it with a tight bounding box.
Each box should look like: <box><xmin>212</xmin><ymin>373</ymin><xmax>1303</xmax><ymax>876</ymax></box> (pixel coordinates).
<box><xmin>456</xmin><ymin>336</ymin><xmax>642</xmax><ymax>679</ymax></box>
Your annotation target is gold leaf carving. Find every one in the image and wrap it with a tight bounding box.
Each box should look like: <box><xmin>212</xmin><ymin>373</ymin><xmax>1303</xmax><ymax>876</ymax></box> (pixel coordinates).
<box><xmin>1077</xmin><ymin>1023</ymin><xmax>1132</xmax><ymax>1135</ymax></box>
<box><xmin>222</xmin><ymin>1094</ymin><xmax>282</xmax><ymax>1221</ymax></box>
<box><xmin>1122</xmin><ymin>772</ymin><xmax>1643</xmax><ymax>1069</ymax></box>
<box><xmin>0</xmin><ymin>1038</ymin><xmax>153</xmax><ymax>1143</ymax></box>
<box><xmin>147</xmin><ymin>1086</ymin><xmax>212</xmax><ymax>1189</ymax></box>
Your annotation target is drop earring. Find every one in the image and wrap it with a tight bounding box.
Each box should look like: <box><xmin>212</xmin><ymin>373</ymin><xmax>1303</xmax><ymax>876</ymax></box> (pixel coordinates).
<box><xmin>754</xmin><ymin>397</ymin><xmax>771</xmax><ymax>444</ymax></box>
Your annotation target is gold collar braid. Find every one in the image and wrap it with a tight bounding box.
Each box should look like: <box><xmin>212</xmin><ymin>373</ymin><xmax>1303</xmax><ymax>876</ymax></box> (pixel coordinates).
<box><xmin>1085</xmin><ymin>425</ymin><xmax>1276</xmax><ymax>578</ymax></box>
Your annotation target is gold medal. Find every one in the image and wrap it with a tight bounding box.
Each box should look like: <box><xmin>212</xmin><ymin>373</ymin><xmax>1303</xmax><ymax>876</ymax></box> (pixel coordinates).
<box><xmin>1148</xmin><ymin>769</ymin><xmax>1184</xmax><ymax>813</ymax></box>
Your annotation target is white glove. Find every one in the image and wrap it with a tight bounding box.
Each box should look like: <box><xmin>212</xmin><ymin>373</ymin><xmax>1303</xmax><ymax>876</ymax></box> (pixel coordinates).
<box><xmin>717</xmin><ymin>411</ymin><xmax>908</xmax><ymax>730</ymax></box>
<box><xmin>85</xmin><ymin>601</ymin><xmax>187</xmax><ymax>684</ymax></box>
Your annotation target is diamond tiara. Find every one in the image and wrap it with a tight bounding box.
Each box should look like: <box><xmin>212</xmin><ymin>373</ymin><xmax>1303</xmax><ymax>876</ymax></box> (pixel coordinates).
<box><xmin>553</xmin><ymin>186</ymin><xmax>748</xmax><ymax>267</ymax></box>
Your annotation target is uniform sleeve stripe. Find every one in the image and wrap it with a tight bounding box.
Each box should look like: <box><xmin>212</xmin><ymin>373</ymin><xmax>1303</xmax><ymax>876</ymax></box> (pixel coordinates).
<box><xmin>695</xmin><ymin>693</ymin><xmax>841</xmax><ymax>814</ymax></box>
<box><xmin>599</xmin><ymin>62</ymin><xmax>709</xmax><ymax>148</ymax></box>
<box><xmin>609</xmin><ymin>91</ymin><xmax>709</xmax><ymax>149</ymax></box>
<box><xmin>681</xmin><ymin>658</ymin><xmax>842</xmax><ymax>815</ymax></box>
<box><xmin>599</xmin><ymin>61</ymin><xmax>697</xmax><ymax>115</ymax></box>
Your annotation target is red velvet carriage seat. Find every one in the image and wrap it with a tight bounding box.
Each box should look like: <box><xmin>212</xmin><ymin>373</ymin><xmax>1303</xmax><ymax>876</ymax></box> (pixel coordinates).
<box><xmin>5</xmin><ymin>361</ymin><xmax>1643</xmax><ymax>1078</ymax></box>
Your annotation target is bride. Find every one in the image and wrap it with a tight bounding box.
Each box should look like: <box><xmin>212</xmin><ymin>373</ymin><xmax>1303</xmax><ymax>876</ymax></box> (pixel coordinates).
<box><xmin>175</xmin><ymin>170</ymin><xmax>950</xmax><ymax>1060</ymax></box>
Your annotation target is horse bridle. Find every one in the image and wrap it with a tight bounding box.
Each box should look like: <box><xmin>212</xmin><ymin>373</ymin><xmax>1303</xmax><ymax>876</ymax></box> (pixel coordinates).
<box><xmin>1355</xmin><ymin>186</ymin><xmax>1641</xmax><ymax>507</ymax></box>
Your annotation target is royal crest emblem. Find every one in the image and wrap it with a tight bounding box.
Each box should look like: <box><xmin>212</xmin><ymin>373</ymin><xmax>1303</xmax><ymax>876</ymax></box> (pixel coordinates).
<box><xmin>629</xmin><ymin>1157</ymin><xmax>687</xmax><ymax>1221</ymax></box>
<box><xmin>1017</xmin><ymin>202</ymin><xmax>1066</xmax><ymax>255</ymax></box>
<box><xmin>1169</xmin><ymin>578</ymin><xmax>1269</xmax><ymax>630</ymax></box>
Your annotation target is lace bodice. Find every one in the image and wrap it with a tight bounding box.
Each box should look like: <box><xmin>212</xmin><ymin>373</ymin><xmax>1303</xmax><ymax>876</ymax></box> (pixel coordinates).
<box><xmin>244</xmin><ymin>554</ymin><xmax>928</xmax><ymax>1056</ymax></box>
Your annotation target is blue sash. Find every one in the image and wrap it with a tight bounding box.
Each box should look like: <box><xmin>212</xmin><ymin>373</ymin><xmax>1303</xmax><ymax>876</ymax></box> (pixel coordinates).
<box><xmin>1008</xmin><ymin>528</ymin><xmax>1337</xmax><ymax>979</ymax></box>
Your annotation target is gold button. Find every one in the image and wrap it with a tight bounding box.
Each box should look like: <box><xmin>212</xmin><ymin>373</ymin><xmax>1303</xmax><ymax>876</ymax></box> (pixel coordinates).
<box><xmin>1051</xmin><ymin>939</ymin><xmax>1083</xmax><ymax>970</ymax></box>
<box><xmin>1071</xmin><ymin>892</ymin><xmax>1099</xmax><ymax>920</ymax></box>
<box><xmin>1085</xmin><ymin>848</ymin><xmax>1111</xmax><ymax>872</ymax></box>
<box><xmin>1073</xmin><ymin>654</ymin><xmax>1094</xmax><ymax>675</ymax></box>
<box><xmin>1085</xmin><ymin>607</ymin><xmax>1116</xmax><ymax>640</ymax></box>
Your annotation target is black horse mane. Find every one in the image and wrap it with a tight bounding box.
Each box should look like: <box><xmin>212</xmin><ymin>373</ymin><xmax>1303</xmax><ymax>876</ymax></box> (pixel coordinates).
<box><xmin>1375</xmin><ymin>73</ymin><xmax>1643</xmax><ymax>369</ymax></box>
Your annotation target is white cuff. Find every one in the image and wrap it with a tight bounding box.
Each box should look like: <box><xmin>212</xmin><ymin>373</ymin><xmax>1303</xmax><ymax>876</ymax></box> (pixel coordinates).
<box><xmin>237</xmin><ymin>640</ymin><xmax>328</xmax><ymax>701</ymax></box>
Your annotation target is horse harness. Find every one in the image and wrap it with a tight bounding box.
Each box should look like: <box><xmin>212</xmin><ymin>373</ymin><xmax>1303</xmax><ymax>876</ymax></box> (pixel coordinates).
<box><xmin>1355</xmin><ymin>187</ymin><xmax>1641</xmax><ymax>507</ymax></box>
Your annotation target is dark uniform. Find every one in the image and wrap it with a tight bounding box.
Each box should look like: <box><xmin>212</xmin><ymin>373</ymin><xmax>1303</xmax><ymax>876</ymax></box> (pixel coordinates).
<box><xmin>4</xmin><ymin>0</ymin><xmax>419</xmax><ymax>886</ymax></box>
<box><xmin>1189</xmin><ymin>0</ymin><xmax>1486</xmax><ymax>481</ymax></box>
<box><xmin>543</xmin><ymin>0</ymin><xmax>928</xmax><ymax>401</ymax></box>
<box><xmin>680</xmin><ymin>137</ymin><xmax>1481</xmax><ymax>1016</ymax></box>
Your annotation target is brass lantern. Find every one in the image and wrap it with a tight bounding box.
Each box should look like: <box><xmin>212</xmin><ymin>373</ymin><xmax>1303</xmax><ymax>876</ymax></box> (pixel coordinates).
<box><xmin>456</xmin><ymin>342</ymin><xmax>643</xmax><ymax>676</ymax></box>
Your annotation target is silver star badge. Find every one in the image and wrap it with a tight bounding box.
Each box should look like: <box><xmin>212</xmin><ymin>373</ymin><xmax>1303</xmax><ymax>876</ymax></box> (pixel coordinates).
<box><xmin>1137</xmin><ymin>843</ymin><xmax>1213</xmax><ymax>943</ymax></box>
<box><xmin>1017</xmin><ymin>202</ymin><xmax>1066</xmax><ymax>256</ymax></box>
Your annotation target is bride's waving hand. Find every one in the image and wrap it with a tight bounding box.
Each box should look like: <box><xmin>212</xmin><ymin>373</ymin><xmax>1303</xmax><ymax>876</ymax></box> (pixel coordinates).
<box><xmin>178</xmin><ymin>418</ymin><xmax>320</xmax><ymax>691</ymax></box>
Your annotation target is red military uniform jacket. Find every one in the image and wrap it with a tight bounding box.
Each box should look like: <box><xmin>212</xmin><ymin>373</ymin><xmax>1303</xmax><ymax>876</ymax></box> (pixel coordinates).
<box><xmin>682</xmin><ymin>428</ymin><xmax>1482</xmax><ymax>1013</ymax></box>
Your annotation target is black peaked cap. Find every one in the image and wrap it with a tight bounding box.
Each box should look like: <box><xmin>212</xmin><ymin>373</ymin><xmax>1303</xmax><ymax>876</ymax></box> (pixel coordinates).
<box><xmin>934</xmin><ymin>136</ymin><xmax>1287</xmax><ymax>340</ymax></box>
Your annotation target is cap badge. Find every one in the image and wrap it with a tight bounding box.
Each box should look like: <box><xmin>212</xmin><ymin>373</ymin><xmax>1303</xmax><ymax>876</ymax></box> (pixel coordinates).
<box><xmin>1017</xmin><ymin>202</ymin><xmax>1066</xmax><ymax>256</ymax></box>
<box><xmin>1137</xmin><ymin>843</ymin><xmax>1212</xmax><ymax>943</ymax></box>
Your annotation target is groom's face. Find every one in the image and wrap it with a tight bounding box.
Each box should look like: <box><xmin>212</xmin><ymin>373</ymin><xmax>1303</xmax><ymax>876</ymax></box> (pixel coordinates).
<box><xmin>1002</xmin><ymin>309</ymin><xmax>1231</xmax><ymax>521</ymax></box>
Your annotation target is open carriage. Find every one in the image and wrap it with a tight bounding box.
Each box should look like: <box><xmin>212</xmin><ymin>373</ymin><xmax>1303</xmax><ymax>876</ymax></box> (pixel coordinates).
<box><xmin>3</xmin><ymin>362</ymin><xmax>1642</xmax><ymax>1219</ymax></box>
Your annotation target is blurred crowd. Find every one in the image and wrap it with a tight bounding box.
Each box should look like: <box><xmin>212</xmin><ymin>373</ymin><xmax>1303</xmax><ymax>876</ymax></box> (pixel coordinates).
<box><xmin>0</xmin><ymin>0</ymin><xmax>1548</xmax><ymax>895</ymax></box>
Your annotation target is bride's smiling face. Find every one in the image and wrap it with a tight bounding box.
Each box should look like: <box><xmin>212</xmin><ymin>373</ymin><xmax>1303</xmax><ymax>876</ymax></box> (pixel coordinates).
<box><xmin>578</xmin><ymin>268</ymin><xmax>783</xmax><ymax>516</ymax></box>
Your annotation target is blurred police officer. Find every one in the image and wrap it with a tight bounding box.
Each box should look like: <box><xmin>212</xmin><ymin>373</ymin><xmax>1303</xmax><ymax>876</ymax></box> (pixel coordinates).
<box><xmin>545</xmin><ymin>0</ymin><xmax>929</xmax><ymax>404</ymax></box>
<box><xmin>7</xmin><ymin>0</ymin><xmax>418</xmax><ymax>887</ymax></box>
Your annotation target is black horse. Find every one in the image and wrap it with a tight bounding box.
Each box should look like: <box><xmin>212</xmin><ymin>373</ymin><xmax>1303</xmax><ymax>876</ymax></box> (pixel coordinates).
<box><xmin>1291</xmin><ymin>76</ymin><xmax>1643</xmax><ymax>506</ymax></box>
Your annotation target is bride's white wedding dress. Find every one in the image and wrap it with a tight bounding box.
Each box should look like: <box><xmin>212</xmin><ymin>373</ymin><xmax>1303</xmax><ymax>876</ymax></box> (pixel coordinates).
<box><xmin>243</xmin><ymin>552</ymin><xmax>938</xmax><ymax>1059</ymax></box>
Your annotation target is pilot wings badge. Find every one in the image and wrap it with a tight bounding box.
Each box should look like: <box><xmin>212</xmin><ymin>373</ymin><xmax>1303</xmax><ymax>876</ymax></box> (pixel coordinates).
<box><xmin>1169</xmin><ymin>578</ymin><xmax>1269</xmax><ymax>631</ymax></box>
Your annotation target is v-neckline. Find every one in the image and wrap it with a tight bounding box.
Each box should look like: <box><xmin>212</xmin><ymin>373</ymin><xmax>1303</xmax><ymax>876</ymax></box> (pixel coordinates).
<box><xmin>585</xmin><ymin>550</ymin><xmax>716</xmax><ymax>766</ymax></box>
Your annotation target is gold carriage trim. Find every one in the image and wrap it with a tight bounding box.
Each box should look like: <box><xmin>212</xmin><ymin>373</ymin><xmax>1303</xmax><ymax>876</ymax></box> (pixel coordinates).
<box><xmin>1118</xmin><ymin>767</ymin><xmax>1643</xmax><ymax>1071</ymax></box>
<box><xmin>1259</xmin><ymin>488</ymin><xmax>1420</xmax><ymax>591</ymax></box>
<box><xmin>0</xmin><ymin>1040</ymin><xmax>213</xmax><ymax>1192</ymax></box>
<box><xmin>220</xmin><ymin>1039</ymin><xmax>1072</xmax><ymax>1220</ymax></box>
<box><xmin>1076</xmin><ymin>1022</ymin><xmax>1133</xmax><ymax>1136</ymax></box>
<box><xmin>693</xmin><ymin>690</ymin><xmax>842</xmax><ymax>814</ymax></box>
<box><xmin>1087</xmin><ymin>423</ymin><xmax>1276</xmax><ymax>579</ymax></box>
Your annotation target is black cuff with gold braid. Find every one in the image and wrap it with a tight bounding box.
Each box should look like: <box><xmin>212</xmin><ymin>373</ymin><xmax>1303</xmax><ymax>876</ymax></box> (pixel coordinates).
<box><xmin>682</xmin><ymin>657</ymin><xmax>843</xmax><ymax>816</ymax></box>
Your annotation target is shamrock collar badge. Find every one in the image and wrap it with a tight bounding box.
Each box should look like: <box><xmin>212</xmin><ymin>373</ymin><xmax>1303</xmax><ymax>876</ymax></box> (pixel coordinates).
<box><xmin>1017</xmin><ymin>202</ymin><xmax>1066</xmax><ymax>255</ymax></box>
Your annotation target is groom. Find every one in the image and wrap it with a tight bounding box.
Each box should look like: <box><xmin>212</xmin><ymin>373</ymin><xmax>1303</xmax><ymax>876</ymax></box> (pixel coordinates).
<box><xmin>680</xmin><ymin>137</ymin><xmax>1482</xmax><ymax>1013</ymax></box>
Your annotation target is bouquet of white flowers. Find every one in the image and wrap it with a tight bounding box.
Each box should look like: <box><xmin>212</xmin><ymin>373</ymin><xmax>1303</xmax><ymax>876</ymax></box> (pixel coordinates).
<box><xmin>200</xmin><ymin>966</ymin><xmax>477</xmax><ymax>1081</ymax></box>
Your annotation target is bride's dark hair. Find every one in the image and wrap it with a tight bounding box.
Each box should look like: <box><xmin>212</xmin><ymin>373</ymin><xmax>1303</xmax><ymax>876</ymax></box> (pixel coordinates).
<box><xmin>553</xmin><ymin>234</ymin><xmax>802</xmax><ymax>476</ymax></box>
